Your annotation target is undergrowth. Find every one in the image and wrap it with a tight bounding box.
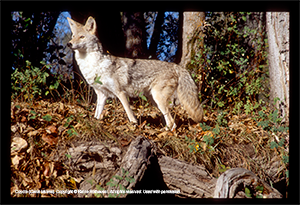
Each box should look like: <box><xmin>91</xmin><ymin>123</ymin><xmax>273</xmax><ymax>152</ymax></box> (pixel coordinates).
<box><xmin>11</xmin><ymin>12</ymin><xmax>289</xmax><ymax>198</ymax></box>
<box><xmin>10</xmin><ymin>65</ymin><xmax>289</xmax><ymax>198</ymax></box>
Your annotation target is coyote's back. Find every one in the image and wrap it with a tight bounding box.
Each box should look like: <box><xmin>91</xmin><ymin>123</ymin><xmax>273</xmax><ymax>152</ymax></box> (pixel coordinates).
<box><xmin>67</xmin><ymin>16</ymin><xmax>204</xmax><ymax>130</ymax></box>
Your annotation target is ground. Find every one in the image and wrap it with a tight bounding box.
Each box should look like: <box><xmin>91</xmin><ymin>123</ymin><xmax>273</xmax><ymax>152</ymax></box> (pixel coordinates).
<box><xmin>10</xmin><ymin>97</ymin><xmax>289</xmax><ymax>198</ymax></box>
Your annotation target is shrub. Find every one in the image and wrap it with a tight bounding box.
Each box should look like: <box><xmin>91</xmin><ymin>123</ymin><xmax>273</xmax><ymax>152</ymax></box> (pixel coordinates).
<box><xmin>190</xmin><ymin>12</ymin><xmax>269</xmax><ymax>113</ymax></box>
<box><xmin>11</xmin><ymin>60</ymin><xmax>61</xmax><ymax>102</ymax></box>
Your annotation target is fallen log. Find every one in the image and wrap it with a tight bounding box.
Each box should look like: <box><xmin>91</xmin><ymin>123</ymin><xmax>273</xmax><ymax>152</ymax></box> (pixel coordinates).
<box><xmin>158</xmin><ymin>155</ymin><xmax>217</xmax><ymax>198</ymax></box>
<box><xmin>52</xmin><ymin>135</ymin><xmax>282</xmax><ymax>199</ymax></box>
<box><xmin>214</xmin><ymin>168</ymin><xmax>282</xmax><ymax>198</ymax></box>
<box><xmin>106</xmin><ymin>135</ymin><xmax>153</xmax><ymax>197</ymax></box>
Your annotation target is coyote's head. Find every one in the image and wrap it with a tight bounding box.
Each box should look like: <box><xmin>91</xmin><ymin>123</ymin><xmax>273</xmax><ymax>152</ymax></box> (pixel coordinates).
<box><xmin>67</xmin><ymin>16</ymin><xmax>99</xmax><ymax>52</ymax></box>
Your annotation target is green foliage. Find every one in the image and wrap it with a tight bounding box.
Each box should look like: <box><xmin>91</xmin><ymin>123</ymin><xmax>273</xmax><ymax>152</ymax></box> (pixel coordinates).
<box><xmin>94</xmin><ymin>75</ymin><xmax>103</xmax><ymax>85</ymax></box>
<box><xmin>191</xmin><ymin>12</ymin><xmax>269</xmax><ymax>113</ymax></box>
<box><xmin>105</xmin><ymin>168</ymin><xmax>135</xmax><ymax>198</ymax></box>
<box><xmin>253</xmin><ymin>97</ymin><xmax>289</xmax><ymax>183</ymax></box>
<box><xmin>186</xmin><ymin>122</ymin><xmax>224</xmax><ymax>155</ymax></box>
<box><xmin>42</xmin><ymin>114</ymin><xmax>52</xmax><ymax>122</ymax></box>
<box><xmin>63</xmin><ymin>115</ymin><xmax>78</xmax><ymax>137</ymax></box>
<box><xmin>254</xmin><ymin>98</ymin><xmax>288</xmax><ymax>134</ymax></box>
<box><xmin>11</xmin><ymin>12</ymin><xmax>60</xmax><ymax>70</ymax></box>
<box><xmin>138</xmin><ymin>92</ymin><xmax>148</xmax><ymax>102</ymax></box>
<box><xmin>244</xmin><ymin>187</ymin><xmax>252</xmax><ymax>198</ymax></box>
<box><xmin>11</xmin><ymin>60</ymin><xmax>61</xmax><ymax>102</ymax></box>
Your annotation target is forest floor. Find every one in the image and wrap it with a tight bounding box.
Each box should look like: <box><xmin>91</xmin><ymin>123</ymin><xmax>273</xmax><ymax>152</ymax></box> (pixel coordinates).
<box><xmin>10</xmin><ymin>97</ymin><xmax>289</xmax><ymax>198</ymax></box>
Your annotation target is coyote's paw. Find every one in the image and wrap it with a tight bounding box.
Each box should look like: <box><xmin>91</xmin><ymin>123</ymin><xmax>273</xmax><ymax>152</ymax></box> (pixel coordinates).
<box><xmin>127</xmin><ymin>121</ymin><xmax>137</xmax><ymax>131</ymax></box>
<box><xmin>161</xmin><ymin>123</ymin><xmax>177</xmax><ymax>131</ymax></box>
<box><xmin>129</xmin><ymin>117</ymin><xmax>138</xmax><ymax>124</ymax></box>
<box><xmin>170</xmin><ymin>123</ymin><xmax>177</xmax><ymax>131</ymax></box>
<box><xmin>94</xmin><ymin>111</ymin><xmax>105</xmax><ymax>120</ymax></box>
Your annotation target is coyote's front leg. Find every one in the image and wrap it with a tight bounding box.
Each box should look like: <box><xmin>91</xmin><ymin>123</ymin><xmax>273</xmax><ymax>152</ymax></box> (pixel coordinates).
<box><xmin>116</xmin><ymin>91</ymin><xmax>138</xmax><ymax>123</ymax></box>
<box><xmin>94</xmin><ymin>89</ymin><xmax>107</xmax><ymax>119</ymax></box>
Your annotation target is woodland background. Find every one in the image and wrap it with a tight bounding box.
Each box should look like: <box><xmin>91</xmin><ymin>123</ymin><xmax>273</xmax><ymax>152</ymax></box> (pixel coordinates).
<box><xmin>7</xmin><ymin>2</ymin><xmax>298</xmax><ymax>201</ymax></box>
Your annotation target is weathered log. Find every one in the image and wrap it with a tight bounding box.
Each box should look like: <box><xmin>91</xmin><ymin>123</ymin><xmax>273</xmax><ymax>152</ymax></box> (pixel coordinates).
<box><xmin>107</xmin><ymin>135</ymin><xmax>153</xmax><ymax>197</ymax></box>
<box><xmin>52</xmin><ymin>136</ymin><xmax>282</xmax><ymax>199</ymax></box>
<box><xmin>51</xmin><ymin>140</ymin><xmax>124</xmax><ymax>198</ymax></box>
<box><xmin>158</xmin><ymin>155</ymin><xmax>217</xmax><ymax>198</ymax></box>
<box><xmin>214</xmin><ymin>168</ymin><xmax>282</xmax><ymax>198</ymax></box>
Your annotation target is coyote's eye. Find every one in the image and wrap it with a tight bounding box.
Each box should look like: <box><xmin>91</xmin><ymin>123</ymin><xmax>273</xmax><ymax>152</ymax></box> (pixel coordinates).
<box><xmin>80</xmin><ymin>35</ymin><xmax>85</xmax><ymax>39</ymax></box>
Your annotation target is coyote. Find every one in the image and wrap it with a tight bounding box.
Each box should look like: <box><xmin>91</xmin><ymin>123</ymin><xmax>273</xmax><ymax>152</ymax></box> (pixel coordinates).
<box><xmin>67</xmin><ymin>16</ymin><xmax>204</xmax><ymax>130</ymax></box>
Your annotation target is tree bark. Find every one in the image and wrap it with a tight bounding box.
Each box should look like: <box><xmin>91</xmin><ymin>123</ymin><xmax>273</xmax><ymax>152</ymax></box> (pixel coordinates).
<box><xmin>148</xmin><ymin>12</ymin><xmax>165</xmax><ymax>60</ymax></box>
<box><xmin>52</xmin><ymin>136</ymin><xmax>282</xmax><ymax>198</ymax></box>
<box><xmin>158</xmin><ymin>155</ymin><xmax>217</xmax><ymax>198</ymax></box>
<box><xmin>107</xmin><ymin>135</ymin><xmax>153</xmax><ymax>196</ymax></box>
<box><xmin>266</xmin><ymin>12</ymin><xmax>289</xmax><ymax>122</ymax></box>
<box><xmin>214</xmin><ymin>168</ymin><xmax>282</xmax><ymax>198</ymax></box>
<box><xmin>122</xmin><ymin>12</ymin><xmax>148</xmax><ymax>58</ymax></box>
<box><xmin>179</xmin><ymin>12</ymin><xmax>205</xmax><ymax>70</ymax></box>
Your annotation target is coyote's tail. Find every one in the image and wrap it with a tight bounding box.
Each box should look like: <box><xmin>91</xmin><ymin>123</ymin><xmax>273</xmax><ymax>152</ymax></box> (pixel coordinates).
<box><xmin>177</xmin><ymin>69</ymin><xmax>204</xmax><ymax>123</ymax></box>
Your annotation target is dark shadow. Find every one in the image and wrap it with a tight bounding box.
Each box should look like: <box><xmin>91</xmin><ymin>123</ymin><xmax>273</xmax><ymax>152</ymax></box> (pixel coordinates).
<box><xmin>273</xmin><ymin>179</ymin><xmax>287</xmax><ymax>199</ymax></box>
<box><xmin>126</xmin><ymin>154</ymin><xmax>176</xmax><ymax>201</ymax></box>
<box><xmin>139</xmin><ymin>115</ymin><xmax>164</xmax><ymax>128</ymax></box>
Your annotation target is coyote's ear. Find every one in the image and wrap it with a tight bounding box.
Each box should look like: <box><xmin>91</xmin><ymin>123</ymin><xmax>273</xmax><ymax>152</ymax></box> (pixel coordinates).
<box><xmin>67</xmin><ymin>17</ymin><xmax>82</xmax><ymax>34</ymax></box>
<box><xmin>84</xmin><ymin>16</ymin><xmax>97</xmax><ymax>34</ymax></box>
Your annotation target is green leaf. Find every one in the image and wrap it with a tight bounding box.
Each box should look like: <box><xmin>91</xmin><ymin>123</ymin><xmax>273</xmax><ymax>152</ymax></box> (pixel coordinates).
<box><xmin>30</xmin><ymin>110</ymin><xmax>36</xmax><ymax>115</ymax></box>
<box><xmin>244</xmin><ymin>187</ymin><xmax>251</xmax><ymax>198</ymax></box>
<box><xmin>199</xmin><ymin>123</ymin><xmax>211</xmax><ymax>131</ymax></box>
<box><xmin>94</xmin><ymin>75</ymin><xmax>103</xmax><ymax>85</ymax></box>
<box><xmin>113</xmin><ymin>175</ymin><xmax>123</xmax><ymax>180</ymax></box>
<box><xmin>270</xmin><ymin>141</ymin><xmax>278</xmax><ymax>149</ymax></box>
<box><xmin>65</xmin><ymin>154</ymin><xmax>72</xmax><ymax>158</ymax></box>
<box><xmin>282</xmin><ymin>155</ymin><xmax>289</xmax><ymax>164</ymax></box>
<box><xmin>139</xmin><ymin>92</ymin><xmax>147</xmax><ymax>101</ymax></box>
<box><xmin>255</xmin><ymin>186</ymin><xmax>264</xmax><ymax>192</ymax></box>
<box><xmin>42</xmin><ymin>114</ymin><xmax>52</xmax><ymax>122</ymax></box>
<box><xmin>285</xmin><ymin>170</ymin><xmax>289</xmax><ymax>178</ymax></box>
<box><xmin>40</xmin><ymin>60</ymin><xmax>46</xmax><ymax>65</ymax></box>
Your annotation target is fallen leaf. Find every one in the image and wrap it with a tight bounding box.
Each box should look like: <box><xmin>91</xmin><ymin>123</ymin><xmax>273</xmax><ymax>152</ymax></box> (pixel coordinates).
<box><xmin>43</xmin><ymin>162</ymin><xmax>50</xmax><ymax>177</ymax></box>
<box><xmin>46</xmin><ymin>125</ymin><xmax>57</xmax><ymax>134</ymax></box>
<box><xmin>11</xmin><ymin>137</ymin><xmax>28</xmax><ymax>155</ymax></box>
<box><xmin>120</xmin><ymin>138</ymin><xmax>131</xmax><ymax>147</ymax></box>
<box><xmin>12</xmin><ymin>155</ymin><xmax>22</xmax><ymax>169</ymax></box>
<box><xmin>27</xmin><ymin>130</ymin><xmax>40</xmax><ymax>138</ymax></box>
<box><xmin>42</xmin><ymin>134</ymin><xmax>58</xmax><ymax>145</ymax></box>
<box><xmin>157</xmin><ymin>131</ymin><xmax>169</xmax><ymax>138</ymax></box>
<box><xmin>21</xmin><ymin>116</ymin><xmax>27</xmax><ymax>122</ymax></box>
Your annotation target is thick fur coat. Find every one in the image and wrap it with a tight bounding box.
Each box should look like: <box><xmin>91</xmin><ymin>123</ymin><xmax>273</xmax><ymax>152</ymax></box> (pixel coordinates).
<box><xmin>67</xmin><ymin>16</ymin><xmax>204</xmax><ymax>130</ymax></box>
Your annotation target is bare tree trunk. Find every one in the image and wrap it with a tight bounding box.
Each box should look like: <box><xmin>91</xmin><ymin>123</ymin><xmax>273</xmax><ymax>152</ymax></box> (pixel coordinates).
<box><xmin>148</xmin><ymin>12</ymin><xmax>165</xmax><ymax>60</ymax></box>
<box><xmin>179</xmin><ymin>12</ymin><xmax>205</xmax><ymax>70</ymax></box>
<box><xmin>122</xmin><ymin>12</ymin><xmax>148</xmax><ymax>58</ymax></box>
<box><xmin>266</xmin><ymin>12</ymin><xmax>289</xmax><ymax>122</ymax></box>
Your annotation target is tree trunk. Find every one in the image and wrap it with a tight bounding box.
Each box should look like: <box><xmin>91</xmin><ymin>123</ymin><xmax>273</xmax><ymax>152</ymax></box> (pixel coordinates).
<box><xmin>122</xmin><ymin>12</ymin><xmax>148</xmax><ymax>58</ymax></box>
<box><xmin>148</xmin><ymin>12</ymin><xmax>165</xmax><ymax>60</ymax></box>
<box><xmin>266</xmin><ymin>12</ymin><xmax>289</xmax><ymax>122</ymax></box>
<box><xmin>179</xmin><ymin>12</ymin><xmax>205</xmax><ymax>70</ymax></box>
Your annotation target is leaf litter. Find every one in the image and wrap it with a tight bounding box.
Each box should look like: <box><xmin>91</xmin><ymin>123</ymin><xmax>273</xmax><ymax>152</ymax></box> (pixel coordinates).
<box><xmin>10</xmin><ymin>98</ymin><xmax>289</xmax><ymax>197</ymax></box>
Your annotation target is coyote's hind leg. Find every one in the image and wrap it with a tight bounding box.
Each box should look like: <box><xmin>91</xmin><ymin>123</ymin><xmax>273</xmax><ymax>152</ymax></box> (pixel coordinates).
<box><xmin>151</xmin><ymin>84</ymin><xmax>177</xmax><ymax>130</ymax></box>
